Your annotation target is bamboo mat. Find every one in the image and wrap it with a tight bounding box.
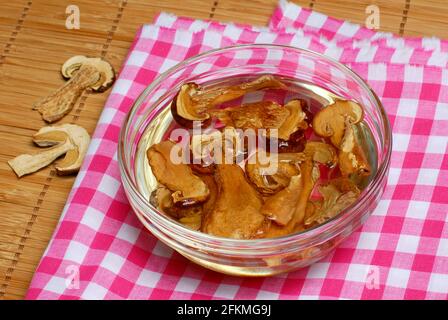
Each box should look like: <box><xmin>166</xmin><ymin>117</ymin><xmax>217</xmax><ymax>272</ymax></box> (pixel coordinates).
<box><xmin>0</xmin><ymin>0</ymin><xmax>447</xmax><ymax>300</ymax></box>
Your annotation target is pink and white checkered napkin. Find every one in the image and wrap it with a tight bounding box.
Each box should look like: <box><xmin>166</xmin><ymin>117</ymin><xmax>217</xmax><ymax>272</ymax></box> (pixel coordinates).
<box><xmin>27</xmin><ymin>2</ymin><xmax>448</xmax><ymax>300</ymax></box>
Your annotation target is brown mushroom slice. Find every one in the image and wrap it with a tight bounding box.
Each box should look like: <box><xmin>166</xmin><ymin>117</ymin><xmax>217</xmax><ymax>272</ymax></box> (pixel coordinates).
<box><xmin>202</xmin><ymin>164</ymin><xmax>266</xmax><ymax>239</ymax></box>
<box><xmin>278</xmin><ymin>99</ymin><xmax>309</xmax><ymax>140</ymax></box>
<box><xmin>147</xmin><ymin>140</ymin><xmax>209</xmax><ymax>206</ymax></box>
<box><xmin>265</xmin><ymin>159</ymin><xmax>320</xmax><ymax>237</ymax></box>
<box><xmin>61</xmin><ymin>56</ymin><xmax>115</xmax><ymax>92</ymax></box>
<box><xmin>312</xmin><ymin>99</ymin><xmax>364</xmax><ymax>148</ymax></box>
<box><xmin>212</xmin><ymin>101</ymin><xmax>289</xmax><ymax>132</ymax></box>
<box><xmin>260</xmin><ymin>174</ymin><xmax>303</xmax><ymax>226</ymax></box>
<box><xmin>245</xmin><ymin>152</ymin><xmax>305</xmax><ymax>195</ymax></box>
<box><xmin>304</xmin><ymin>177</ymin><xmax>360</xmax><ymax>226</ymax></box>
<box><xmin>337</xmin><ymin>120</ymin><xmax>371</xmax><ymax>177</ymax></box>
<box><xmin>8</xmin><ymin>124</ymin><xmax>90</xmax><ymax>177</ymax></box>
<box><xmin>33</xmin><ymin>124</ymin><xmax>90</xmax><ymax>175</ymax></box>
<box><xmin>171</xmin><ymin>75</ymin><xmax>286</xmax><ymax>128</ymax></box>
<box><xmin>304</xmin><ymin>141</ymin><xmax>338</xmax><ymax>167</ymax></box>
<box><xmin>338</xmin><ymin>145</ymin><xmax>371</xmax><ymax>177</ymax></box>
<box><xmin>34</xmin><ymin>56</ymin><xmax>115</xmax><ymax>123</ymax></box>
<box><xmin>150</xmin><ymin>185</ymin><xmax>203</xmax><ymax>222</ymax></box>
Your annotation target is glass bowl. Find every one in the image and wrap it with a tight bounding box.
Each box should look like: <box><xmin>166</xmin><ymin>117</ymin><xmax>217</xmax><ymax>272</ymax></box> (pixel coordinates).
<box><xmin>118</xmin><ymin>44</ymin><xmax>392</xmax><ymax>276</ymax></box>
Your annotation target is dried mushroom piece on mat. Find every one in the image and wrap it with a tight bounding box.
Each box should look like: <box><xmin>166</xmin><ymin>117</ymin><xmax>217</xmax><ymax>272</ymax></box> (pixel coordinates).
<box><xmin>8</xmin><ymin>124</ymin><xmax>90</xmax><ymax>177</ymax></box>
<box><xmin>34</xmin><ymin>55</ymin><xmax>115</xmax><ymax>123</ymax></box>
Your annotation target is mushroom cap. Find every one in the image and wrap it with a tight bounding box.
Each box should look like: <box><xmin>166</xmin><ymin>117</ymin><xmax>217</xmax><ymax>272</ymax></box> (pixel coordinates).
<box><xmin>61</xmin><ymin>55</ymin><xmax>116</xmax><ymax>92</ymax></box>
<box><xmin>171</xmin><ymin>83</ymin><xmax>211</xmax><ymax>128</ymax></box>
<box><xmin>312</xmin><ymin>99</ymin><xmax>364</xmax><ymax>148</ymax></box>
<box><xmin>33</xmin><ymin>124</ymin><xmax>90</xmax><ymax>175</ymax></box>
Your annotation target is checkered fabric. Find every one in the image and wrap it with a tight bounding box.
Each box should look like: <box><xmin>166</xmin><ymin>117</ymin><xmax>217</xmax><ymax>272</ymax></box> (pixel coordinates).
<box><xmin>27</xmin><ymin>2</ymin><xmax>448</xmax><ymax>300</ymax></box>
<box><xmin>271</xmin><ymin>0</ymin><xmax>448</xmax><ymax>52</ymax></box>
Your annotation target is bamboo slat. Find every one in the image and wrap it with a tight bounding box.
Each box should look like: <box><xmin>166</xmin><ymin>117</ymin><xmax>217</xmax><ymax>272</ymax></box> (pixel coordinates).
<box><xmin>0</xmin><ymin>0</ymin><xmax>446</xmax><ymax>300</ymax></box>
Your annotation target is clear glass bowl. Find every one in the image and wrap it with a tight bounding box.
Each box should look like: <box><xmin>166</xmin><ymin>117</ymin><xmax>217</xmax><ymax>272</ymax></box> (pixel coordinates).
<box><xmin>118</xmin><ymin>44</ymin><xmax>392</xmax><ymax>276</ymax></box>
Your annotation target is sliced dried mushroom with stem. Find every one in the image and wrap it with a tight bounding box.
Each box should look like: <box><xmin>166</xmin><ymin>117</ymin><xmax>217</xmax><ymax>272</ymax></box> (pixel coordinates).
<box><xmin>245</xmin><ymin>151</ymin><xmax>305</xmax><ymax>195</ymax></box>
<box><xmin>150</xmin><ymin>173</ymin><xmax>218</xmax><ymax>231</ymax></box>
<box><xmin>211</xmin><ymin>101</ymin><xmax>290</xmax><ymax>132</ymax></box>
<box><xmin>263</xmin><ymin>141</ymin><xmax>337</xmax><ymax>234</ymax></box>
<box><xmin>147</xmin><ymin>140</ymin><xmax>210</xmax><ymax>206</ymax></box>
<box><xmin>312</xmin><ymin>99</ymin><xmax>364</xmax><ymax>148</ymax></box>
<box><xmin>304</xmin><ymin>177</ymin><xmax>360</xmax><ymax>226</ymax></box>
<box><xmin>171</xmin><ymin>75</ymin><xmax>286</xmax><ymax>128</ymax></box>
<box><xmin>337</xmin><ymin>118</ymin><xmax>371</xmax><ymax>177</ymax></box>
<box><xmin>34</xmin><ymin>55</ymin><xmax>115</xmax><ymax>123</ymax></box>
<box><xmin>8</xmin><ymin>124</ymin><xmax>90</xmax><ymax>177</ymax></box>
<box><xmin>202</xmin><ymin>164</ymin><xmax>267</xmax><ymax>239</ymax></box>
<box><xmin>264</xmin><ymin>159</ymin><xmax>320</xmax><ymax>237</ymax></box>
<box><xmin>189</xmin><ymin>127</ymin><xmax>246</xmax><ymax>169</ymax></box>
<box><xmin>277</xmin><ymin>99</ymin><xmax>309</xmax><ymax>140</ymax></box>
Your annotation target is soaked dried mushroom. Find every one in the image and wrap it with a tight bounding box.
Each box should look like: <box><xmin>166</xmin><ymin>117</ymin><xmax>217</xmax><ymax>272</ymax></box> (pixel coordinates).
<box><xmin>304</xmin><ymin>177</ymin><xmax>360</xmax><ymax>226</ymax></box>
<box><xmin>147</xmin><ymin>140</ymin><xmax>210</xmax><ymax>206</ymax></box>
<box><xmin>171</xmin><ymin>75</ymin><xmax>285</xmax><ymax>128</ymax></box>
<box><xmin>245</xmin><ymin>152</ymin><xmax>304</xmax><ymax>195</ymax></box>
<box><xmin>312</xmin><ymin>99</ymin><xmax>363</xmax><ymax>148</ymax></box>
<box><xmin>147</xmin><ymin>77</ymin><xmax>372</xmax><ymax>240</ymax></box>
<box><xmin>202</xmin><ymin>164</ymin><xmax>266</xmax><ymax>239</ymax></box>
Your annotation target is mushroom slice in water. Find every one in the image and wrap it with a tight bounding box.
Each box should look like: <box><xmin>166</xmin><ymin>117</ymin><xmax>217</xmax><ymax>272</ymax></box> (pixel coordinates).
<box><xmin>265</xmin><ymin>159</ymin><xmax>320</xmax><ymax>237</ymax></box>
<box><xmin>305</xmin><ymin>177</ymin><xmax>360</xmax><ymax>226</ymax></box>
<box><xmin>147</xmin><ymin>140</ymin><xmax>210</xmax><ymax>206</ymax></box>
<box><xmin>312</xmin><ymin>99</ymin><xmax>364</xmax><ymax>148</ymax></box>
<box><xmin>245</xmin><ymin>152</ymin><xmax>305</xmax><ymax>195</ymax></box>
<box><xmin>261</xmin><ymin>174</ymin><xmax>303</xmax><ymax>226</ymax></box>
<box><xmin>171</xmin><ymin>75</ymin><xmax>286</xmax><ymax>128</ymax></box>
<box><xmin>304</xmin><ymin>141</ymin><xmax>338</xmax><ymax>167</ymax></box>
<box><xmin>212</xmin><ymin>101</ymin><xmax>289</xmax><ymax>132</ymax></box>
<box><xmin>203</xmin><ymin>164</ymin><xmax>266</xmax><ymax>239</ymax></box>
<box><xmin>8</xmin><ymin>124</ymin><xmax>90</xmax><ymax>177</ymax></box>
<box><xmin>337</xmin><ymin>119</ymin><xmax>371</xmax><ymax>177</ymax></box>
<box><xmin>278</xmin><ymin>99</ymin><xmax>309</xmax><ymax>140</ymax></box>
<box><xmin>34</xmin><ymin>56</ymin><xmax>115</xmax><ymax>123</ymax></box>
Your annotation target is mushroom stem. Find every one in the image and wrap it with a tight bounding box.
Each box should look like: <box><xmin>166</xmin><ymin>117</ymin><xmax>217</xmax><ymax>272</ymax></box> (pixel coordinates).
<box><xmin>8</xmin><ymin>141</ymin><xmax>73</xmax><ymax>177</ymax></box>
<box><xmin>33</xmin><ymin>64</ymin><xmax>100</xmax><ymax>123</ymax></box>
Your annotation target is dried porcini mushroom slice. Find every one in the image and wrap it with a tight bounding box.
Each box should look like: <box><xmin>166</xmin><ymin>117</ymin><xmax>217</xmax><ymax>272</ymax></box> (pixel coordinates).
<box><xmin>150</xmin><ymin>186</ymin><xmax>202</xmax><ymax>219</ymax></box>
<box><xmin>147</xmin><ymin>140</ymin><xmax>210</xmax><ymax>206</ymax></box>
<box><xmin>278</xmin><ymin>99</ymin><xmax>309</xmax><ymax>140</ymax></box>
<box><xmin>190</xmin><ymin>127</ymin><xmax>246</xmax><ymax>168</ymax></box>
<box><xmin>61</xmin><ymin>56</ymin><xmax>115</xmax><ymax>92</ymax></box>
<box><xmin>8</xmin><ymin>124</ymin><xmax>90</xmax><ymax>177</ymax></box>
<box><xmin>171</xmin><ymin>83</ymin><xmax>212</xmax><ymax>128</ymax></box>
<box><xmin>202</xmin><ymin>164</ymin><xmax>266</xmax><ymax>239</ymax></box>
<box><xmin>265</xmin><ymin>159</ymin><xmax>320</xmax><ymax>237</ymax></box>
<box><xmin>337</xmin><ymin>119</ymin><xmax>371</xmax><ymax>177</ymax></box>
<box><xmin>261</xmin><ymin>174</ymin><xmax>303</xmax><ymax>226</ymax></box>
<box><xmin>304</xmin><ymin>177</ymin><xmax>360</xmax><ymax>226</ymax></box>
<box><xmin>245</xmin><ymin>152</ymin><xmax>305</xmax><ymax>195</ymax></box>
<box><xmin>304</xmin><ymin>141</ymin><xmax>338</xmax><ymax>167</ymax></box>
<box><xmin>312</xmin><ymin>99</ymin><xmax>364</xmax><ymax>148</ymax></box>
<box><xmin>34</xmin><ymin>56</ymin><xmax>115</xmax><ymax>123</ymax></box>
<box><xmin>338</xmin><ymin>145</ymin><xmax>371</xmax><ymax>177</ymax></box>
<box><xmin>171</xmin><ymin>75</ymin><xmax>286</xmax><ymax>128</ymax></box>
<box><xmin>212</xmin><ymin>101</ymin><xmax>289</xmax><ymax>132</ymax></box>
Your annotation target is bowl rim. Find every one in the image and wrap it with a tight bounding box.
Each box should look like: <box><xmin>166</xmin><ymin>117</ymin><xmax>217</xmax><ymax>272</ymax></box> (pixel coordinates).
<box><xmin>118</xmin><ymin>43</ymin><xmax>392</xmax><ymax>245</ymax></box>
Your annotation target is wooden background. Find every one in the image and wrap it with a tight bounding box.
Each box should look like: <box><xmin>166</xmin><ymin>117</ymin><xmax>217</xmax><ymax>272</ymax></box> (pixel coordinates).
<box><xmin>0</xmin><ymin>0</ymin><xmax>446</xmax><ymax>300</ymax></box>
